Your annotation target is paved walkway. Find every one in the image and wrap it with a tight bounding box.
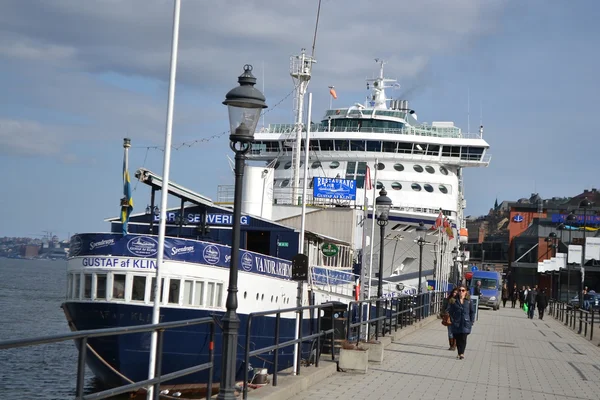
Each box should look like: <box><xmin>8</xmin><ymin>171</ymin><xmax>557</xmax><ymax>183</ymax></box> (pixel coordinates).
<box><xmin>291</xmin><ymin>306</ymin><xmax>600</xmax><ymax>400</ymax></box>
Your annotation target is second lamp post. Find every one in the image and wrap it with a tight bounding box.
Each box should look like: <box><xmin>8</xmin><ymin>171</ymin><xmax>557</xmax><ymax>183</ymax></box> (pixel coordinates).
<box><xmin>375</xmin><ymin>188</ymin><xmax>392</xmax><ymax>336</ymax></box>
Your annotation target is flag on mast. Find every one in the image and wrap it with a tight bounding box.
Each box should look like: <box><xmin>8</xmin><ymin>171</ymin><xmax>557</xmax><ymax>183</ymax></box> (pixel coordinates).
<box><xmin>329</xmin><ymin>86</ymin><xmax>337</xmax><ymax>99</ymax></box>
<box><xmin>120</xmin><ymin>155</ymin><xmax>133</xmax><ymax>235</ymax></box>
<box><xmin>432</xmin><ymin>209</ymin><xmax>443</xmax><ymax>230</ymax></box>
<box><xmin>365</xmin><ymin>165</ymin><xmax>373</xmax><ymax>191</ymax></box>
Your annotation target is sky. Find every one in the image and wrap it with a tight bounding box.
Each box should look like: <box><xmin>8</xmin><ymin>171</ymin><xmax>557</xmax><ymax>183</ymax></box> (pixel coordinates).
<box><xmin>1</xmin><ymin>0</ymin><xmax>599</xmax><ymax>239</ymax></box>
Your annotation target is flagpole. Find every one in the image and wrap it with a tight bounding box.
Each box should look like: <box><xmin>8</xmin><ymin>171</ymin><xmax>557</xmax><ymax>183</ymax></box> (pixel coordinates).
<box><xmin>147</xmin><ymin>1</ymin><xmax>181</xmax><ymax>398</ymax></box>
<box><xmin>293</xmin><ymin>92</ymin><xmax>312</xmax><ymax>375</ymax></box>
<box><xmin>122</xmin><ymin>138</ymin><xmax>132</xmax><ymax>235</ymax></box>
<box><xmin>366</xmin><ymin>158</ymin><xmax>379</xmax><ymax>333</ymax></box>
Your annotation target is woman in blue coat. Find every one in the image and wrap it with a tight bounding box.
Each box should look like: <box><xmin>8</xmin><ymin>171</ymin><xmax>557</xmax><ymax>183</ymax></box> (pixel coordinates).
<box><xmin>446</xmin><ymin>284</ymin><xmax>475</xmax><ymax>359</ymax></box>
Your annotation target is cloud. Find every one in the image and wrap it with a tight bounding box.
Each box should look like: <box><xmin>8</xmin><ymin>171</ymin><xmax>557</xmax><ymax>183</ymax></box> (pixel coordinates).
<box><xmin>0</xmin><ymin>118</ymin><xmax>64</xmax><ymax>156</ymax></box>
<box><xmin>0</xmin><ymin>0</ymin><xmax>506</xmax><ymax>159</ymax></box>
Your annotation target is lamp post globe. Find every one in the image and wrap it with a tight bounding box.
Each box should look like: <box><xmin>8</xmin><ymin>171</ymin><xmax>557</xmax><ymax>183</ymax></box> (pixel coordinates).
<box><xmin>218</xmin><ymin>64</ymin><xmax>267</xmax><ymax>400</ymax></box>
<box><xmin>375</xmin><ymin>188</ymin><xmax>392</xmax><ymax>337</ymax></box>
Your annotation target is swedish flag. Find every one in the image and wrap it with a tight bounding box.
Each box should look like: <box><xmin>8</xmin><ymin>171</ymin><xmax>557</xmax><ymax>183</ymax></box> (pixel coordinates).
<box><xmin>120</xmin><ymin>158</ymin><xmax>133</xmax><ymax>235</ymax></box>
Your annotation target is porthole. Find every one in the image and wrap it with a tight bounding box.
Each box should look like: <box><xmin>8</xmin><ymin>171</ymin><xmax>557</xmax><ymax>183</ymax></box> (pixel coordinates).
<box><xmin>391</xmin><ymin>182</ymin><xmax>402</xmax><ymax>191</ymax></box>
<box><xmin>411</xmin><ymin>183</ymin><xmax>422</xmax><ymax>191</ymax></box>
<box><xmin>311</xmin><ymin>161</ymin><xmax>322</xmax><ymax>169</ymax></box>
<box><xmin>244</xmin><ymin>292</ymin><xmax>247</xmax><ymax>299</ymax></box>
<box><xmin>274</xmin><ymin>161</ymin><xmax>280</xmax><ymax>169</ymax></box>
<box><xmin>425</xmin><ymin>166</ymin><xmax>435</xmax><ymax>174</ymax></box>
<box><xmin>440</xmin><ymin>166</ymin><xmax>448</xmax><ymax>175</ymax></box>
<box><xmin>413</xmin><ymin>165</ymin><xmax>424</xmax><ymax>173</ymax></box>
<box><xmin>376</xmin><ymin>182</ymin><xmax>383</xmax><ymax>189</ymax></box>
<box><xmin>376</xmin><ymin>162</ymin><xmax>385</xmax><ymax>170</ymax></box>
<box><xmin>424</xmin><ymin>184</ymin><xmax>434</xmax><ymax>193</ymax></box>
<box><xmin>281</xmin><ymin>179</ymin><xmax>290</xmax><ymax>188</ymax></box>
<box><xmin>284</xmin><ymin>161</ymin><xmax>292</xmax><ymax>169</ymax></box>
<box><xmin>393</xmin><ymin>163</ymin><xmax>404</xmax><ymax>172</ymax></box>
<box><xmin>439</xmin><ymin>185</ymin><xmax>448</xmax><ymax>194</ymax></box>
<box><xmin>329</xmin><ymin>161</ymin><xmax>340</xmax><ymax>169</ymax></box>
<box><xmin>256</xmin><ymin>293</ymin><xmax>259</xmax><ymax>300</ymax></box>
<box><xmin>261</xmin><ymin>294</ymin><xmax>264</xmax><ymax>301</ymax></box>
<box><xmin>276</xmin><ymin>296</ymin><xmax>279</xmax><ymax>303</ymax></box>
<box><xmin>271</xmin><ymin>295</ymin><xmax>274</xmax><ymax>302</ymax></box>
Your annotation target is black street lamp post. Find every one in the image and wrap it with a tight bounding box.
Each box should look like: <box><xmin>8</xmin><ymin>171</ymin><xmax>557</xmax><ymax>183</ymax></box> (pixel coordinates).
<box><xmin>375</xmin><ymin>188</ymin><xmax>392</xmax><ymax>336</ymax></box>
<box><xmin>451</xmin><ymin>247</ymin><xmax>459</xmax><ymax>286</ymax></box>
<box><xmin>557</xmin><ymin>223</ymin><xmax>565</xmax><ymax>301</ymax></box>
<box><xmin>579</xmin><ymin>198</ymin><xmax>592</xmax><ymax>309</ymax></box>
<box><xmin>546</xmin><ymin>232</ymin><xmax>557</xmax><ymax>299</ymax></box>
<box><xmin>218</xmin><ymin>65</ymin><xmax>267</xmax><ymax>400</ymax></box>
<box><xmin>566</xmin><ymin>211</ymin><xmax>577</xmax><ymax>301</ymax></box>
<box><xmin>416</xmin><ymin>222</ymin><xmax>428</xmax><ymax>294</ymax></box>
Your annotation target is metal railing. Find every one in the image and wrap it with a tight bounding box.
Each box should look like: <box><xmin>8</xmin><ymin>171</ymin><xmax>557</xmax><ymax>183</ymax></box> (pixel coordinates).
<box><xmin>345</xmin><ymin>292</ymin><xmax>443</xmax><ymax>345</ymax></box>
<box><xmin>549</xmin><ymin>301</ymin><xmax>595</xmax><ymax>341</ymax></box>
<box><xmin>242</xmin><ymin>302</ymin><xmax>337</xmax><ymax>400</ymax></box>
<box><xmin>0</xmin><ymin>317</ymin><xmax>216</xmax><ymax>400</ymax></box>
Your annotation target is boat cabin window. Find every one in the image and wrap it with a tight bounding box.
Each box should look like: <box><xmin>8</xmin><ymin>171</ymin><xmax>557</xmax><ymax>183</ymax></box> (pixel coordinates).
<box><xmin>67</xmin><ymin>274</ymin><xmax>73</xmax><ymax>298</ymax></box>
<box><xmin>84</xmin><ymin>274</ymin><xmax>92</xmax><ymax>299</ymax></box>
<box><xmin>320</xmin><ymin>140</ymin><xmax>334</xmax><ymax>151</ymax></box>
<box><xmin>183</xmin><ymin>280</ymin><xmax>194</xmax><ymax>305</ymax></box>
<box><xmin>74</xmin><ymin>274</ymin><xmax>81</xmax><ymax>299</ymax></box>
<box><xmin>112</xmin><ymin>274</ymin><xmax>126</xmax><ymax>300</ymax></box>
<box><xmin>131</xmin><ymin>276</ymin><xmax>146</xmax><ymax>301</ymax></box>
<box><xmin>168</xmin><ymin>279</ymin><xmax>181</xmax><ymax>304</ymax></box>
<box><xmin>194</xmin><ymin>282</ymin><xmax>205</xmax><ymax>306</ymax></box>
<box><xmin>96</xmin><ymin>274</ymin><xmax>107</xmax><ymax>300</ymax></box>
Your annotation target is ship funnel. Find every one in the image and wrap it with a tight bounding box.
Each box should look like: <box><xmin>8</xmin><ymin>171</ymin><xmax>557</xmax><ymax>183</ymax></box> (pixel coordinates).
<box><xmin>242</xmin><ymin>166</ymin><xmax>274</xmax><ymax>220</ymax></box>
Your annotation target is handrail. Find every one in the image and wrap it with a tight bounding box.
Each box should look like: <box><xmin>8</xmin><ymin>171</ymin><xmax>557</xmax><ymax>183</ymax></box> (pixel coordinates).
<box><xmin>242</xmin><ymin>303</ymin><xmax>337</xmax><ymax>400</ymax></box>
<box><xmin>549</xmin><ymin>300</ymin><xmax>595</xmax><ymax>341</ymax></box>
<box><xmin>0</xmin><ymin>317</ymin><xmax>216</xmax><ymax>400</ymax></box>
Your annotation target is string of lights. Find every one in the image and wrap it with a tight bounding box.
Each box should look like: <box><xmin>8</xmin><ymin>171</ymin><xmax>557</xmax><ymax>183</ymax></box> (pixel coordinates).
<box><xmin>131</xmin><ymin>81</ymin><xmax>299</xmax><ymax>153</ymax></box>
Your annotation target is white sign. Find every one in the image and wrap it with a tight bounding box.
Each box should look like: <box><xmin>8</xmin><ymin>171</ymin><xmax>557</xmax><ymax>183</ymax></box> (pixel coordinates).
<box><xmin>586</xmin><ymin>237</ymin><xmax>600</xmax><ymax>261</ymax></box>
<box><xmin>568</xmin><ymin>245</ymin><xmax>582</xmax><ymax>264</ymax></box>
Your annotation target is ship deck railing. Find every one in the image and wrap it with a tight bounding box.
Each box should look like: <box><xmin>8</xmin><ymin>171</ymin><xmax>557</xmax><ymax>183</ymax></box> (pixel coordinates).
<box><xmin>257</xmin><ymin>123</ymin><xmax>482</xmax><ymax>139</ymax></box>
<box><xmin>0</xmin><ymin>316</ymin><xmax>217</xmax><ymax>400</ymax></box>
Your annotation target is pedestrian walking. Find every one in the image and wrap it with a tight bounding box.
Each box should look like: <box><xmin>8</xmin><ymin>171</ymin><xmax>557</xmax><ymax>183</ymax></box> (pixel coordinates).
<box><xmin>501</xmin><ymin>283</ymin><xmax>509</xmax><ymax>308</ymax></box>
<box><xmin>511</xmin><ymin>283</ymin><xmax>518</xmax><ymax>308</ymax></box>
<box><xmin>537</xmin><ymin>288</ymin><xmax>548</xmax><ymax>320</ymax></box>
<box><xmin>442</xmin><ymin>288</ymin><xmax>458</xmax><ymax>351</ymax></box>
<box><xmin>519</xmin><ymin>286</ymin><xmax>525</xmax><ymax>308</ymax></box>
<box><xmin>526</xmin><ymin>286</ymin><xmax>537</xmax><ymax>319</ymax></box>
<box><xmin>446</xmin><ymin>285</ymin><xmax>475</xmax><ymax>360</ymax></box>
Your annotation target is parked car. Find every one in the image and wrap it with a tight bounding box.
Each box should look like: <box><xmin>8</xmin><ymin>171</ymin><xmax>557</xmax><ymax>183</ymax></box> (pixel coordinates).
<box><xmin>568</xmin><ymin>293</ymin><xmax>600</xmax><ymax>310</ymax></box>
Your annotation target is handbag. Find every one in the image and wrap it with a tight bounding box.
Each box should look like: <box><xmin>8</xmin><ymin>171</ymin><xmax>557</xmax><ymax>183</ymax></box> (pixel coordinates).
<box><xmin>441</xmin><ymin>313</ymin><xmax>452</xmax><ymax>326</ymax></box>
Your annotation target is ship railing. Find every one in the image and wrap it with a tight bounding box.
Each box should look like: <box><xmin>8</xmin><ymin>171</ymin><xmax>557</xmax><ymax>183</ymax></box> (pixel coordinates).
<box><xmin>0</xmin><ymin>317</ymin><xmax>217</xmax><ymax>400</ymax></box>
<box><xmin>256</xmin><ymin>124</ymin><xmax>483</xmax><ymax>139</ymax></box>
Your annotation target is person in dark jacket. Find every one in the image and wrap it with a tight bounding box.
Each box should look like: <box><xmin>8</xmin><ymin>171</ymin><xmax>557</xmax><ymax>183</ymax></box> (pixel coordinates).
<box><xmin>511</xmin><ymin>283</ymin><xmax>518</xmax><ymax>308</ymax></box>
<box><xmin>446</xmin><ymin>285</ymin><xmax>475</xmax><ymax>360</ymax></box>
<box><xmin>501</xmin><ymin>283</ymin><xmax>509</xmax><ymax>308</ymax></box>
<box><xmin>526</xmin><ymin>287</ymin><xmax>537</xmax><ymax>319</ymax></box>
<box><xmin>442</xmin><ymin>288</ymin><xmax>458</xmax><ymax>350</ymax></box>
<box><xmin>536</xmin><ymin>288</ymin><xmax>548</xmax><ymax>320</ymax></box>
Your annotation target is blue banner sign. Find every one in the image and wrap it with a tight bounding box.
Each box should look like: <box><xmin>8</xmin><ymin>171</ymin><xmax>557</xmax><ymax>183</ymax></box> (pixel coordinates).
<box><xmin>311</xmin><ymin>267</ymin><xmax>355</xmax><ymax>286</ymax></box>
<box><xmin>152</xmin><ymin>212</ymin><xmax>249</xmax><ymax>225</ymax></box>
<box><xmin>312</xmin><ymin>177</ymin><xmax>357</xmax><ymax>200</ymax></box>
<box><xmin>69</xmin><ymin>233</ymin><xmax>291</xmax><ymax>280</ymax></box>
<box><xmin>551</xmin><ymin>213</ymin><xmax>600</xmax><ymax>226</ymax></box>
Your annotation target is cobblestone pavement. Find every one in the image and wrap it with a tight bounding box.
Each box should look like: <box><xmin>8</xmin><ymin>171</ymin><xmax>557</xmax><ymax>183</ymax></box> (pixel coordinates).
<box><xmin>290</xmin><ymin>306</ymin><xmax>600</xmax><ymax>400</ymax></box>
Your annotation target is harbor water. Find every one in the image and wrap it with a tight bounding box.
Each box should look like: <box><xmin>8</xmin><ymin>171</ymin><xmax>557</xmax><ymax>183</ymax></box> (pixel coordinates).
<box><xmin>0</xmin><ymin>258</ymin><xmax>127</xmax><ymax>399</ymax></box>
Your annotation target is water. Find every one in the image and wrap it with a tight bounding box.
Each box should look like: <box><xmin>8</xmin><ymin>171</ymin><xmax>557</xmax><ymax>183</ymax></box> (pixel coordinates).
<box><xmin>0</xmin><ymin>258</ymin><xmax>127</xmax><ymax>399</ymax></box>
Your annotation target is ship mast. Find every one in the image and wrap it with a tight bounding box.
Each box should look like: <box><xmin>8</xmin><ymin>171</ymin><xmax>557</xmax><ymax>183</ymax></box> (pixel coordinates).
<box><xmin>289</xmin><ymin>49</ymin><xmax>316</xmax><ymax>204</ymax></box>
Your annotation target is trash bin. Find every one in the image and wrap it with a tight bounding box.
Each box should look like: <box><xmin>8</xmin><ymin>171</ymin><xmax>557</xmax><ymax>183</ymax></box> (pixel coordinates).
<box><xmin>321</xmin><ymin>302</ymin><xmax>348</xmax><ymax>355</ymax></box>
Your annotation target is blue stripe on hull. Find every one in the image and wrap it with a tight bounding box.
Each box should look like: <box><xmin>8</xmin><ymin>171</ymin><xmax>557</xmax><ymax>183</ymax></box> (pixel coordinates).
<box><xmin>63</xmin><ymin>302</ymin><xmax>310</xmax><ymax>386</ymax></box>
